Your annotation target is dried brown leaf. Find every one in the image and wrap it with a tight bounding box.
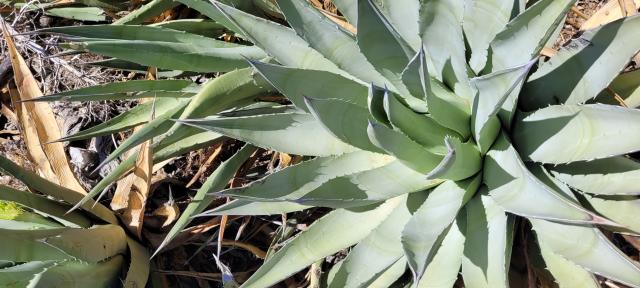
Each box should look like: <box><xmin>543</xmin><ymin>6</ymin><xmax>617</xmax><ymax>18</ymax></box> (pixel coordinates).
<box><xmin>581</xmin><ymin>0</ymin><xmax>640</xmax><ymax>30</ymax></box>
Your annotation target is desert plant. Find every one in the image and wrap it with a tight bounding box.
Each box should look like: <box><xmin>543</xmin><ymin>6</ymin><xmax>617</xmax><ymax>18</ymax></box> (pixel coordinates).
<box><xmin>0</xmin><ymin>155</ymin><xmax>149</xmax><ymax>287</ymax></box>
<box><xmin>21</xmin><ymin>0</ymin><xmax>640</xmax><ymax>287</ymax></box>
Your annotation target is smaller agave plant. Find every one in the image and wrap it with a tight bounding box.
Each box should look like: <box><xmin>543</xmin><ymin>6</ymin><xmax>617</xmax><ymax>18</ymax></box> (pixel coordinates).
<box><xmin>170</xmin><ymin>0</ymin><xmax>640</xmax><ymax>287</ymax></box>
<box><xmin>0</xmin><ymin>155</ymin><xmax>149</xmax><ymax>287</ymax></box>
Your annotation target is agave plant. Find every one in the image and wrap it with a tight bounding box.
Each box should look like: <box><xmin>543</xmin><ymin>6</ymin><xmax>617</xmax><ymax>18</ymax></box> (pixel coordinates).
<box><xmin>22</xmin><ymin>0</ymin><xmax>640</xmax><ymax>287</ymax></box>
<box><xmin>0</xmin><ymin>156</ymin><xmax>149</xmax><ymax>287</ymax></box>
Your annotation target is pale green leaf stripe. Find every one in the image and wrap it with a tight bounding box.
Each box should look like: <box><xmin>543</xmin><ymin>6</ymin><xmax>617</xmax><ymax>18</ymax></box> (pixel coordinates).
<box><xmin>66</xmin><ymin>40</ymin><xmax>266</xmax><ymax>72</ymax></box>
<box><xmin>462</xmin><ymin>193</ymin><xmax>514</xmax><ymax>288</ymax></box>
<box><xmin>35</xmin><ymin>256</ymin><xmax>124</xmax><ymax>287</ymax></box>
<box><xmin>28</xmin><ymin>79</ymin><xmax>194</xmax><ymax>102</ymax></box>
<box><xmin>488</xmin><ymin>0</ymin><xmax>575</xmax><ymax>72</ymax></box>
<box><xmin>225</xmin><ymin>161</ymin><xmax>440</xmax><ymax>208</ymax></box>
<box><xmin>209</xmin><ymin>0</ymin><xmax>346</xmax><ymax>74</ymax></box>
<box><xmin>217</xmin><ymin>151</ymin><xmax>393</xmax><ymax>200</ymax></box>
<box><xmin>357</xmin><ymin>0</ymin><xmax>414</xmax><ymax>95</ymax></box>
<box><xmin>417</xmin><ymin>219</ymin><xmax>466</xmax><ymax>288</ymax></box>
<box><xmin>0</xmin><ymin>155</ymin><xmax>117</xmax><ymax>224</ymax></box>
<box><xmin>521</xmin><ymin>14</ymin><xmax>640</xmax><ymax>109</ymax></box>
<box><xmin>583</xmin><ymin>195</ymin><xmax>640</xmax><ymax>234</ymax></box>
<box><xmin>550</xmin><ymin>156</ymin><xmax>640</xmax><ymax>195</ymax></box>
<box><xmin>484</xmin><ymin>133</ymin><xmax>599</xmax><ymax>223</ymax></box>
<box><xmin>0</xmin><ymin>185</ymin><xmax>90</xmax><ymax>228</ymax></box>
<box><xmin>419</xmin><ymin>0</ymin><xmax>472</xmax><ymax>99</ymax></box>
<box><xmin>403</xmin><ymin>177</ymin><xmax>480</xmax><ymax>282</ymax></box>
<box><xmin>463</xmin><ymin>0</ymin><xmax>514</xmax><ymax>74</ymax></box>
<box><xmin>531</xmin><ymin>219</ymin><xmax>640</xmax><ymax>288</ymax></box>
<box><xmin>306</xmin><ymin>97</ymin><xmax>384</xmax><ymax>153</ymax></box>
<box><xmin>152</xmin><ymin>144</ymin><xmax>257</xmax><ymax>257</ymax></box>
<box><xmin>249</xmin><ymin>61</ymin><xmax>368</xmax><ymax>111</ymax></box>
<box><xmin>513</xmin><ymin>104</ymin><xmax>640</xmax><ymax>164</ymax></box>
<box><xmin>201</xmin><ymin>200</ymin><xmax>310</xmax><ymax>216</ymax></box>
<box><xmin>277</xmin><ymin>0</ymin><xmax>388</xmax><ymax>86</ymax></box>
<box><xmin>239</xmin><ymin>197</ymin><xmax>403</xmax><ymax>288</ymax></box>
<box><xmin>59</xmin><ymin>97</ymin><xmax>191</xmax><ymax>143</ymax></box>
<box><xmin>179</xmin><ymin>112</ymin><xmax>357</xmax><ymax>157</ymax></box>
<box><xmin>329</xmin><ymin>195</ymin><xmax>411</xmax><ymax>288</ymax></box>
<box><xmin>40</xmin><ymin>25</ymin><xmax>239</xmax><ymax>48</ymax></box>
<box><xmin>538</xmin><ymin>241</ymin><xmax>600</xmax><ymax>288</ymax></box>
<box><xmin>471</xmin><ymin>59</ymin><xmax>535</xmax><ymax>153</ymax></box>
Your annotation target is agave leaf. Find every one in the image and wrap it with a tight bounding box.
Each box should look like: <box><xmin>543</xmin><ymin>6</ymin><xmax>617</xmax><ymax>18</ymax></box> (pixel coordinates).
<box><xmin>549</xmin><ymin>156</ymin><xmax>640</xmax><ymax>196</ymax></box>
<box><xmin>403</xmin><ymin>177</ymin><xmax>480</xmax><ymax>282</ymax></box>
<box><xmin>331</xmin><ymin>0</ymin><xmax>357</xmax><ymax>24</ymax></box>
<box><xmin>384</xmin><ymin>90</ymin><xmax>458</xmax><ymax>152</ymax></box>
<box><xmin>153</xmin><ymin>144</ymin><xmax>256</xmax><ymax>257</ymax></box>
<box><xmin>471</xmin><ymin>59</ymin><xmax>535</xmax><ymax>153</ymax></box>
<box><xmin>3</xmin><ymin>234</ymin><xmax>73</xmax><ymax>262</ymax></box>
<box><xmin>200</xmin><ymin>200</ymin><xmax>311</xmax><ymax>217</ymax></box>
<box><xmin>373</xmin><ymin>0</ymin><xmax>422</xmax><ymax>50</ymax></box>
<box><xmin>217</xmin><ymin>151</ymin><xmax>393</xmax><ymax>200</ymax></box>
<box><xmin>276</xmin><ymin>0</ymin><xmax>388</xmax><ymax>86</ymax></box>
<box><xmin>65</xmin><ymin>39</ymin><xmax>266</xmax><ymax>72</ymax></box>
<box><xmin>32</xmin><ymin>89</ymin><xmax>193</xmax><ymax>103</ymax></box>
<box><xmin>208</xmin><ymin>0</ymin><xmax>345</xmax><ymax>74</ymax></box>
<box><xmin>179</xmin><ymin>112</ymin><xmax>357</xmax><ymax>157</ymax></box>
<box><xmin>488</xmin><ymin>0</ymin><xmax>575</xmax><ymax>72</ymax></box>
<box><xmin>419</xmin><ymin>0</ymin><xmax>472</xmax><ymax>99</ymax></box>
<box><xmin>40</xmin><ymin>25</ymin><xmax>238</xmax><ymax>48</ymax></box>
<box><xmin>224</xmin><ymin>160</ymin><xmax>440</xmax><ymax>208</ymax></box>
<box><xmin>35</xmin><ymin>256</ymin><xmax>124</xmax><ymax>287</ymax></box>
<box><xmin>484</xmin><ymin>133</ymin><xmax>600</xmax><ymax>224</ymax></box>
<box><xmin>3</xmin><ymin>225</ymin><xmax>127</xmax><ymax>263</ymax></box>
<box><xmin>595</xmin><ymin>69</ymin><xmax>640</xmax><ymax>107</ymax></box>
<box><xmin>114</xmin><ymin>0</ymin><xmax>177</xmax><ymax>24</ymax></box>
<box><xmin>59</xmin><ymin>97</ymin><xmax>191</xmax><ymax>143</ymax></box>
<box><xmin>367</xmin><ymin>257</ymin><xmax>407</xmax><ymax>288</ymax></box>
<box><xmin>428</xmin><ymin>79</ymin><xmax>472</xmax><ymax>138</ymax></box>
<box><xmin>0</xmin><ymin>155</ymin><xmax>116</xmax><ymax>224</ymax></box>
<box><xmin>417</xmin><ymin>218</ymin><xmax>466</xmax><ymax>288</ymax></box>
<box><xmin>357</xmin><ymin>0</ymin><xmax>414</xmax><ymax>95</ymax></box>
<box><xmin>0</xmin><ymin>185</ymin><xmax>90</xmax><ymax>228</ymax></box>
<box><xmin>0</xmin><ymin>261</ymin><xmax>58</xmax><ymax>287</ymax></box>
<box><xmin>28</xmin><ymin>79</ymin><xmax>194</xmax><ymax>102</ymax></box>
<box><xmin>427</xmin><ymin>137</ymin><xmax>483</xmax><ymax>181</ymax></box>
<box><xmin>461</xmin><ymin>192</ymin><xmax>514</xmax><ymax>288</ymax></box>
<box><xmin>239</xmin><ymin>197</ymin><xmax>403</xmax><ymax>288</ymax></box>
<box><xmin>581</xmin><ymin>195</ymin><xmax>640</xmax><ymax>234</ymax></box>
<box><xmin>513</xmin><ymin>104</ymin><xmax>640</xmax><ymax>164</ymax></box>
<box><xmin>150</xmin><ymin>19</ymin><xmax>227</xmax><ymax>38</ymax></box>
<box><xmin>44</xmin><ymin>7</ymin><xmax>107</xmax><ymax>22</ymax></box>
<box><xmin>463</xmin><ymin>0</ymin><xmax>515</xmax><ymax>74</ymax></box>
<box><xmin>368</xmin><ymin>85</ymin><xmax>391</xmax><ymax>126</ymax></box>
<box><xmin>401</xmin><ymin>48</ymin><xmax>431</xmax><ymax>103</ymax></box>
<box><xmin>249</xmin><ymin>61</ymin><xmax>368</xmax><ymax>111</ymax></box>
<box><xmin>531</xmin><ymin>219</ymin><xmax>640</xmax><ymax>287</ymax></box>
<box><xmin>329</xmin><ymin>195</ymin><xmax>412</xmax><ymax>288</ymax></box>
<box><xmin>305</xmin><ymin>97</ymin><xmax>384</xmax><ymax>153</ymax></box>
<box><xmin>537</xmin><ymin>240</ymin><xmax>600</xmax><ymax>288</ymax></box>
<box><xmin>83</xmin><ymin>59</ymin><xmax>191</xmax><ymax>78</ymax></box>
<box><xmin>521</xmin><ymin>14</ymin><xmax>640</xmax><ymax>109</ymax></box>
<box><xmin>367</xmin><ymin>121</ymin><xmax>444</xmax><ymax>174</ymax></box>
<box><xmin>124</xmin><ymin>237</ymin><xmax>150</xmax><ymax>288</ymax></box>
